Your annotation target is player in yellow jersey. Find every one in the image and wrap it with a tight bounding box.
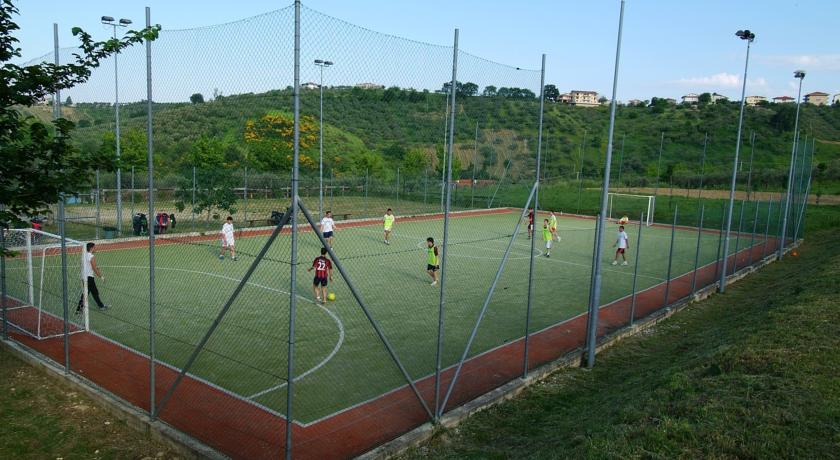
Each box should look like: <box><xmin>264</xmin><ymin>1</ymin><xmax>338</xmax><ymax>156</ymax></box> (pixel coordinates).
<box><xmin>384</xmin><ymin>208</ymin><xmax>395</xmax><ymax>245</ymax></box>
<box><xmin>548</xmin><ymin>210</ymin><xmax>560</xmax><ymax>242</ymax></box>
<box><xmin>426</xmin><ymin>237</ymin><xmax>440</xmax><ymax>286</ymax></box>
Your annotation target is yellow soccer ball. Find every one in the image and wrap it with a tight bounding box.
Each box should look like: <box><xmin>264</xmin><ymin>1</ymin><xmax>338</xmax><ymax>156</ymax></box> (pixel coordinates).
<box><xmin>618</xmin><ymin>216</ymin><xmax>629</xmax><ymax>225</ymax></box>
<box><xmin>327</xmin><ymin>292</ymin><xmax>336</xmax><ymax>301</ymax></box>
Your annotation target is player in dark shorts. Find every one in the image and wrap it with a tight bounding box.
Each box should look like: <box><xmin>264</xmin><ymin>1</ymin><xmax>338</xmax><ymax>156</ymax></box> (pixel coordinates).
<box><xmin>426</xmin><ymin>237</ymin><xmax>440</xmax><ymax>286</ymax></box>
<box><xmin>307</xmin><ymin>247</ymin><xmax>333</xmax><ymax>303</ymax></box>
<box><xmin>526</xmin><ymin>209</ymin><xmax>535</xmax><ymax>239</ymax></box>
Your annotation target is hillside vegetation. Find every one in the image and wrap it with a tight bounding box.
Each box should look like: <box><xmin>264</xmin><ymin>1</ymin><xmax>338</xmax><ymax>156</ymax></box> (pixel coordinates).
<box><xmin>56</xmin><ymin>87</ymin><xmax>840</xmax><ymax>190</ymax></box>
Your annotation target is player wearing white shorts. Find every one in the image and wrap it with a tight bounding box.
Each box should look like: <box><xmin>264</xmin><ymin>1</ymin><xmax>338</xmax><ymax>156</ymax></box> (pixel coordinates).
<box><xmin>220</xmin><ymin>216</ymin><xmax>237</xmax><ymax>261</ymax></box>
<box><xmin>612</xmin><ymin>225</ymin><xmax>629</xmax><ymax>265</ymax></box>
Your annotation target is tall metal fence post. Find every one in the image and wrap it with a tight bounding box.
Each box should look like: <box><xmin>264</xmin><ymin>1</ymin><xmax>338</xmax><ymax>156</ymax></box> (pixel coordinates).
<box><xmin>748</xmin><ymin>201</ymin><xmax>759</xmax><ymax>266</ymax></box>
<box><xmin>286</xmin><ymin>2</ymin><xmax>302</xmax><ymax>457</ymax></box>
<box><xmin>364</xmin><ymin>168</ymin><xmax>369</xmax><ymax>216</ymax></box>
<box><xmin>690</xmin><ymin>204</ymin><xmax>705</xmax><ymax>296</ymax></box>
<box><xmin>576</xmin><ymin>129</ymin><xmax>586</xmax><ymax>214</ymax></box>
<box><xmin>714</xmin><ymin>206</ymin><xmax>725</xmax><ymax>283</ymax></box>
<box><xmin>746</xmin><ymin>131</ymin><xmax>756</xmax><ymax>201</ymax></box>
<box><xmin>434</xmin><ymin>27</ymin><xmax>459</xmax><ymax>420</ymax></box>
<box><xmin>396</xmin><ymin>167</ymin><xmax>400</xmax><ymax>207</ymax></box>
<box><xmin>243</xmin><ymin>167</ymin><xmax>248</xmax><ymax>226</ymax></box>
<box><xmin>585</xmin><ymin>0</ymin><xmax>625</xmax><ymax>369</ymax></box>
<box><xmin>732</xmin><ymin>200</ymin><xmax>745</xmax><ymax>273</ymax></box>
<box><xmin>522</xmin><ymin>53</ymin><xmax>546</xmax><ymax>378</ymax></box>
<box><xmin>471</xmin><ymin>121</ymin><xmax>478</xmax><ymax>208</ymax></box>
<box><xmin>762</xmin><ymin>199</ymin><xmax>773</xmax><ymax>259</ymax></box>
<box><xmin>144</xmin><ymin>6</ymin><xmax>157</xmax><ymax>420</ymax></box>
<box><xmin>654</xmin><ymin>131</ymin><xmax>664</xmax><ymax>197</ymax></box>
<box><xmin>616</xmin><ymin>133</ymin><xmax>625</xmax><ymax>186</ymax></box>
<box><xmin>191</xmin><ymin>165</ymin><xmax>196</xmax><ymax>232</ymax></box>
<box><xmin>698</xmin><ymin>132</ymin><xmax>708</xmax><ymax>200</ymax></box>
<box><xmin>95</xmin><ymin>169</ymin><xmax>101</xmax><ymax>239</ymax></box>
<box><xmin>628</xmin><ymin>211</ymin><xmax>644</xmax><ymax>325</ymax></box>
<box><xmin>52</xmin><ymin>23</ymin><xmax>70</xmax><ymax>373</ymax></box>
<box><xmin>130</xmin><ymin>166</ymin><xmax>135</xmax><ymax>226</ymax></box>
<box><xmin>663</xmin><ymin>207</ymin><xmax>678</xmax><ymax>306</ymax></box>
<box><xmin>0</xmin><ymin>216</ymin><xmax>6</xmax><ymax>339</ymax></box>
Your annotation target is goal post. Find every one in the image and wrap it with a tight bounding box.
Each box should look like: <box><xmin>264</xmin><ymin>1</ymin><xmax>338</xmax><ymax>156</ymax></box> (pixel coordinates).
<box><xmin>608</xmin><ymin>193</ymin><xmax>655</xmax><ymax>226</ymax></box>
<box><xmin>4</xmin><ymin>228</ymin><xmax>88</xmax><ymax>339</ymax></box>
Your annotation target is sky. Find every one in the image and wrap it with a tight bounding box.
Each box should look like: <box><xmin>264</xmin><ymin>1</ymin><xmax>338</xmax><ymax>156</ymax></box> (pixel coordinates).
<box><xmin>9</xmin><ymin>0</ymin><xmax>840</xmax><ymax>103</ymax></box>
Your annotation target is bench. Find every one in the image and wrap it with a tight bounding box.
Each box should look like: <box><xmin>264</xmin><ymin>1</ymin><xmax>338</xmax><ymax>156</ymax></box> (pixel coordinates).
<box><xmin>340</xmin><ymin>213</ymin><xmax>352</xmax><ymax>221</ymax></box>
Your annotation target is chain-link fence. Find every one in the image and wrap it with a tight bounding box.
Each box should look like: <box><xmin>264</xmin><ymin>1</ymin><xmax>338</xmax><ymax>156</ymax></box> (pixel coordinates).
<box><xmin>2</xmin><ymin>2</ymin><xmax>818</xmax><ymax>459</ymax></box>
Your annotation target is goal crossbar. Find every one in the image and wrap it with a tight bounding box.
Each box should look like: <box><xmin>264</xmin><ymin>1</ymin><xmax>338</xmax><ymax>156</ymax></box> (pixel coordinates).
<box><xmin>607</xmin><ymin>193</ymin><xmax>655</xmax><ymax>226</ymax></box>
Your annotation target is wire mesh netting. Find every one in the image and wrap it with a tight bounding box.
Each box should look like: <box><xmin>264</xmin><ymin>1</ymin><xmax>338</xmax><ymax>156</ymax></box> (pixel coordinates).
<box><xmin>1</xmin><ymin>2</ymin><xmax>819</xmax><ymax>459</ymax></box>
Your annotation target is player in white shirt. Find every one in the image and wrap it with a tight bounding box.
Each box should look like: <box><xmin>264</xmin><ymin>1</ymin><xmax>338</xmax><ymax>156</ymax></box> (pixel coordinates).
<box><xmin>612</xmin><ymin>225</ymin><xmax>629</xmax><ymax>266</ymax></box>
<box><xmin>76</xmin><ymin>242</ymin><xmax>109</xmax><ymax>313</ymax></box>
<box><xmin>219</xmin><ymin>216</ymin><xmax>237</xmax><ymax>261</ymax></box>
<box><xmin>320</xmin><ymin>210</ymin><xmax>336</xmax><ymax>248</ymax></box>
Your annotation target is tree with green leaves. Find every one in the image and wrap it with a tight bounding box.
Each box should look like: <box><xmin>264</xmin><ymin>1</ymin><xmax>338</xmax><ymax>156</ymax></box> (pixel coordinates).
<box><xmin>0</xmin><ymin>0</ymin><xmax>159</xmax><ymax>255</ymax></box>
<box><xmin>174</xmin><ymin>136</ymin><xmax>238</xmax><ymax>223</ymax></box>
<box><xmin>544</xmin><ymin>84</ymin><xmax>560</xmax><ymax>102</ymax></box>
<box><xmin>190</xmin><ymin>93</ymin><xmax>204</xmax><ymax>104</ymax></box>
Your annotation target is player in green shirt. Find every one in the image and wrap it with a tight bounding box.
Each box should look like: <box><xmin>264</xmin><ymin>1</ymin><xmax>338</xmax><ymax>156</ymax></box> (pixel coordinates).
<box><xmin>384</xmin><ymin>208</ymin><xmax>395</xmax><ymax>245</ymax></box>
<box><xmin>426</xmin><ymin>237</ymin><xmax>440</xmax><ymax>286</ymax></box>
<box><xmin>542</xmin><ymin>219</ymin><xmax>553</xmax><ymax>257</ymax></box>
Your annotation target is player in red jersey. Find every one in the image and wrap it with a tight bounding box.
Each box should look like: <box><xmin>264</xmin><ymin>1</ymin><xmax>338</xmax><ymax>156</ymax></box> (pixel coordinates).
<box><xmin>307</xmin><ymin>247</ymin><xmax>333</xmax><ymax>303</ymax></box>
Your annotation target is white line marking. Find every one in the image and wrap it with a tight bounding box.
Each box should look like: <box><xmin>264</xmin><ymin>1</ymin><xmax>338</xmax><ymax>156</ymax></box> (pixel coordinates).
<box><xmin>99</xmin><ymin>265</ymin><xmax>345</xmax><ymax>399</ymax></box>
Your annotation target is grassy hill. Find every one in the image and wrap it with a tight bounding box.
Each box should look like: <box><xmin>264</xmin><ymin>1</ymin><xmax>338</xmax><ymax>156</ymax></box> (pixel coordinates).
<box><xmin>64</xmin><ymin>88</ymin><xmax>840</xmax><ymax>190</ymax></box>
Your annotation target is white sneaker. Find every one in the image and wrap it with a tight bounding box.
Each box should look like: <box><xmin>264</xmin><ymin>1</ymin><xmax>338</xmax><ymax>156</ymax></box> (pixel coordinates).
<box><xmin>316</xmin><ymin>296</ymin><xmax>321</xmax><ymax>303</ymax></box>
<box><xmin>430</xmin><ymin>280</ymin><xmax>437</xmax><ymax>286</ymax></box>
<box><xmin>622</xmin><ymin>261</ymin><xmax>628</xmax><ymax>266</ymax></box>
<box><xmin>611</xmin><ymin>260</ymin><xmax>618</xmax><ymax>266</ymax></box>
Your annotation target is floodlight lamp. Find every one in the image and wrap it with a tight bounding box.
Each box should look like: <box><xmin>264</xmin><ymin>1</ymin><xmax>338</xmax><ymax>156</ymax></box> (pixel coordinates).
<box><xmin>324</xmin><ymin>61</ymin><xmax>333</xmax><ymax>66</ymax></box>
<box><xmin>101</xmin><ymin>16</ymin><xmax>115</xmax><ymax>23</ymax></box>
<box><xmin>314</xmin><ymin>59</ymin><xmax>324</xmax><ymax>64</ymax></box>
<box><xmin>119</xmin><ymin>18</ymin><xmax>132</xmax><ymax>25</ymax></box>
<box><xmin>794</xmin><ymin>70</ymin><xmax>806</xmax><ymax>79</ymax></box>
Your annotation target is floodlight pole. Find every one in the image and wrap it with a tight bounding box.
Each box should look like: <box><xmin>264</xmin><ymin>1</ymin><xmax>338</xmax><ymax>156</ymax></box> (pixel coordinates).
<box><xmin>585</xmin><ymin>0</ymin><xmax>625</xmax><ymax>369</ymax></box>
<box><xmin>719</xmin><ymin>29</ymin><xmax>755</xmax><ymax>293</ymax></box>
<box><xmin>779</xmin><ymin>70</ymin><xmax>805</xmax><ymax>259</ymax></box>
<box><xmin>315</xmin><ymin>59</ymin><xmax>333</xmax><ymax>218</ymax></box>
<box><xmin>102</xmin><ymin>16</ymin><xmax>131</xmax><ymax>235</ymax></box>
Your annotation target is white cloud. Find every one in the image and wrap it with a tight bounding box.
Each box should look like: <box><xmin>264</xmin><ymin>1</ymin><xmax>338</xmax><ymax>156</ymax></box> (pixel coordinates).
<box><xmin>675</xmin><ymin>72</ymin><xmax>741</xmax><ymax>88</ymax></box>
<box><xmin>757</xmin><ymin>54</ymin><xmax>840</xmax><ymax>71</ymax></box>
<box><xmin>671</xmin><ymin>73</ymin><xmax>767</xmax><ymax>89</ymax></box>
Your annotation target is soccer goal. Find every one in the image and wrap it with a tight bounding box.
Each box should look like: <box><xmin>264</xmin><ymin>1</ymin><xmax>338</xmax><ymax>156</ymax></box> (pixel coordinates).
<box><xmin>3</xmin><ymin>229</ymin><xmax>88</xmax><ymax>340</ymax></box>
<box><xmin>607</xmin><ymin>193</ymin><xmax>655</xmax><ymax>226</ymax></box>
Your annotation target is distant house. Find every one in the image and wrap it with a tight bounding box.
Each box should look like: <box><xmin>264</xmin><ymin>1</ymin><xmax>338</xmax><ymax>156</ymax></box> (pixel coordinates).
<box><xmin>355</xmin><ymin>82</ymin><xmax>385</xmax><ymax>90</ymax></box>
<box><xmin>772</xmin><ymin>95</ymin><xmax>795</xmax><ymax>103</ymax></box>
<box><xmin>745</xmin><ymin>95</ymin><xmax>767</xmax><ymax>106</ymax></box>
<box><xmin>301</xmin><ymin>82</ymin><xmax>320</xmax><ymax>90</ymax></box>
<box><xmin>570</xmin><ymin>90</ymin><xmax>599</xmax><ymax>107</ymax></box>
<box><xmin>557</xmin><ymin>93</ymin><xmax>572</xmax><ymax>104</ymax></box>
<box><xmin>681</xmin><ymin>93</ymin><xmax>699</xmax><ymax>104</ymax></box>
<box><xmin>711</xmin><ymin>93</ymin><xmax>728</xmax><ymax>103</ymax></box>
<box><xmin>804</xmin><ymin>91</ymin><xmax>829</xmax><ymax>105</ymax></box>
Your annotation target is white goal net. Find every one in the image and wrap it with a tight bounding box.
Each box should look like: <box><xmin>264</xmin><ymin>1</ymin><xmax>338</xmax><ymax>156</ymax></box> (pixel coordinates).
<box><xmin>3</xmin><ymin>229</ymin><xmax>88</xmax><ymax>339</ymax></box>
<box><xmin>607</xmin><ymin>193</ymin><xmax>655</xmax><ymax>226</ymax></box>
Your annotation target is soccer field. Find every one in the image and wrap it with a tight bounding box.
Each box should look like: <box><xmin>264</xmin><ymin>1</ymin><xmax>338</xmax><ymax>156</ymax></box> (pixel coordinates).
<box><xmin>4</xmin><ymin>209</ymin><xmax>757</xmax><ymax>423</ymax></box>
